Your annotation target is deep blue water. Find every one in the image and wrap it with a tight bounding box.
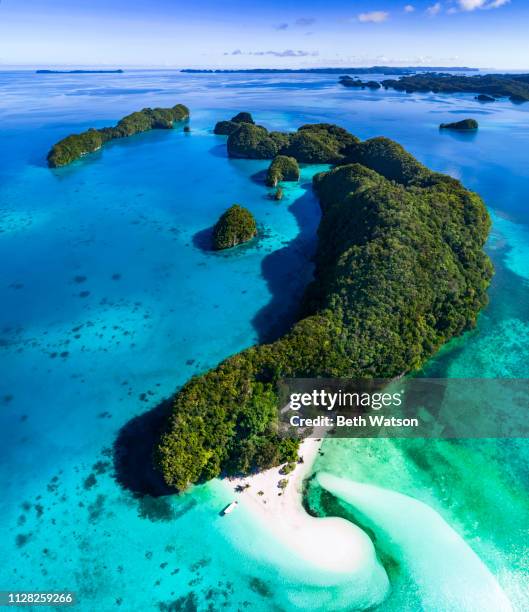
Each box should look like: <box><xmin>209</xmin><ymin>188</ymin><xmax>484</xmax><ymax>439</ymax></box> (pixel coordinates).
<box><xmin>1</xmin><ymin>70</ymin><xmax>528</xmax><ymax>610</ymax></box>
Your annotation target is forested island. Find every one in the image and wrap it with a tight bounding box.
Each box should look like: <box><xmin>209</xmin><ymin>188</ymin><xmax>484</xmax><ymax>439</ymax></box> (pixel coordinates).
<box><xmin>213</xmin><ymin>205</ymin><xmax>257</xmax><ymax>250</ymax></box>
<box><xmin>379</xmin><ymin>73</ymin><xmax>529</xmax><ymax>102</ymax></box>
<box><xmin>339</xmin><ymin>76</ymin><xmax>381</xmax><ymax>89</ymax></box>
<box><xmin>266</xmin><ymin>155</ymin><xmax>300</xmax><ymax>187</ymax></box>
<box><xmin>182</xmin><ymin>66</ymin><xmax>476</xmax><ymax>75</ymax></box>
<box><xmin>156</xmin><ymin>114</ymin><xmax>493</xmax><ymax>490</ymax></box>
<box><xmin>440</xmin><ymin>119</ymin><xmax>479</xmax><ymax>131</ymax></box>
<box><xmin>47</xmin><ymin>104</ymin><xmax>189</xmax><ymax>167</ymax></box>
<box><xmin>213</xmin><ymin>112</ymin><xmax>255</xmax><ymax>136</ymax></box>
<box><xmin>221</xmin><ymin>112</ymin><xmax>357</xmax><ymax>163</ymax></box>
<box><xmin>36</xmin><ymin>69</ymin><xmax>124</xmax><ymax>74</ymax></box>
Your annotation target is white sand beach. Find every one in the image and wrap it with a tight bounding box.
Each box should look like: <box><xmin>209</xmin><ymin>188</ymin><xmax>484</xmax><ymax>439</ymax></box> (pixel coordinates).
<box><xmin>225</xmin><ymin>438</ymin><xmax>384</xmax><ymax>576</ymax></box>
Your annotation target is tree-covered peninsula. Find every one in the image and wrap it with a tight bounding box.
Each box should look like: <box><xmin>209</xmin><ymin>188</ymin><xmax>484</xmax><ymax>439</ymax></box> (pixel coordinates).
<box><xmin>213</xmin><ymin>205</ymin><xmax>257</xmax><ymax>250</ymax></box>
<box><xmin>379</xmin><ymin>73</ymin><xmax>529</xmax><ymax>103</ymax></box>
<box><xmin>156</xmin><ymin>118</ymin><xmax>493</xmax><ymax>490</ymax></box>
<box><xmin>440</xmin><ymin>119</ymin><xmax>479</xmax><ymax>131</ymax></box>
<box><xmin>47</xmin><ymin>104</ymin><xmax>189</xmax><ymax>167</ymax></box>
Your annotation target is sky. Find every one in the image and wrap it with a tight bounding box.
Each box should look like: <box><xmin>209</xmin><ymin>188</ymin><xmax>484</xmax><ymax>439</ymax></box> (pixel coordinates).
<box><xmin>0</xmin><ymin>0</ymin><xmax>527</xmax><ymax>70</ymax></box>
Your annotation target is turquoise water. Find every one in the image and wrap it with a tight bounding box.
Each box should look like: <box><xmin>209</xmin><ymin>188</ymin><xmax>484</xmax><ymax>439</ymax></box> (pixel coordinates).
<box><xmin>1</xmin><ymin>70</ymin><xmax>528</xmax><ymax>610</ymax></box>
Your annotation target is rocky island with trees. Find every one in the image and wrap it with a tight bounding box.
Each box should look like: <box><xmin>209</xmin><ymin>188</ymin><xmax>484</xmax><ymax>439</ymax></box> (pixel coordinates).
<box><xmin>440</xmin><ymin>119</ymin><xmax>479</xmax><ymax>131</ymax></box>
<box><xmin>220</xmin><ymin>113</ymin><xmax>358</xmax><ymax>164</ymax></box>
<box><xmin>156</xmin><ymin>114</ymin><xmax>493</xmax><ymax>490</ymax></box>
<box><xmin>212</xmin><ymin>205</ymin><xmax>257</xmax><ymax>250</ymax></box>
<box><xmin>214</xmin><ymin>112</ymin><xmax>255</xmax><ymax>136</ymax></box>
<box><xmin>339</xmin><ymin>76</ymin><xmax>381</xmax><ymax>89</ymax></box>
<box><xmin>47</xmin><ymin>103</ymin><xmax>189</xmax><ymax>167</ymax></box>
<box><xmin>266</xmin><ymin>155</ymin><xmax>300</xmax><ymax>187</ymax></box>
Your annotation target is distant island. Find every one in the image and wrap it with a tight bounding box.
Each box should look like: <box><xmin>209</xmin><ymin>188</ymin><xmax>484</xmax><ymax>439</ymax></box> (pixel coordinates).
<box><xmin>182</xmin><ymin>66</ymin><xmax>477</xmax><ymax>75</ymax></box>
<box><xmin>47</xmin><ymin>104</ymin><xmax>189</xmax><ymax>167</ymax></box>
<box><xmin>377</xmin><ymin>72</ymin><xmax>529</xmax><ymax>103</ymax></box>
<box><xmin>156</xmin><ymin>114</ymin><xmax>493</xmax><ymax>490</ymax></box>
<box><xmin>440</xmin><ymin>119</ymin><xmax>479</xmax><ymax>131</ymax></box>
<box><xmin>36</xmin><ymin>69</ymin><xmax>124</xmax><ymax>74</ymax></box>
<box><xmin>339</xmin><ymin>76</ymin><xmax>381</xmax><ymax>90</ymax></box>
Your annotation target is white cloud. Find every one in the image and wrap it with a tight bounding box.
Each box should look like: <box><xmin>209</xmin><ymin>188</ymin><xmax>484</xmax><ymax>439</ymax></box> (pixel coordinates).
<box><xmin>357</xmin><ymin>11</ymin><xmax>390</xmax><ymax>23</ymax></box>
<box><xmin>224</xmin><ymin>49</ymin><xmax>319</xmax><ymax>58</ymax></box>
<box><xmin>458</xmin><ymin>0</ymin><xmax>485</xmax><ymax>8</ymax></box>
<box><xmin>426</xmin><ymin>2</ymin><xmax>442</xmax><ymax>16</ymax></box>
<box><xmin>404</xmin><ymin>4</ymin><xmax>415</xmax><ymax>12</ymax></box>
<box><xmin>457</xmin><ymin>0</ymin><xmax>510</xmax><ymax>9</ymax></box>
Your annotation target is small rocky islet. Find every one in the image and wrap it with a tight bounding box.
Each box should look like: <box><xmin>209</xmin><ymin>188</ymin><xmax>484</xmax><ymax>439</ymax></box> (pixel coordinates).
<box><xmin>213</xmin><ymin>111</ymin><xmax>255</xmax><ymax>136</ymax></box>
<box><xmin>339</xmin><ymin>75</ymin><xmax>381</xmax><ymax>89</ymax></box>
<box><xmin>212</xmin><ymin>205</ymin><xmax>257</xmax><ymax>250</ymax></box>
<box><xmin>440</xmin><ymin>118</ymin><xmax>479</xmax><ymax>131</ymax></box>
<box><xmin>266</xmin><ymin>155</ymin><xmax>300</xmax><ymax>187</ymax></box>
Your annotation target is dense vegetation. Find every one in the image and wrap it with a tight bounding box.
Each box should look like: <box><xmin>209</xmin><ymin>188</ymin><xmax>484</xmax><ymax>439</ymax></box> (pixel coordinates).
<box><xmin>266</xmin><ymin>155</ymin><xmax>300</xmax><ymax>187</ymax></box>
<box><xmin>213</xmin><ymin>121</ymin><xmax>241</xmax><ymax>136</ymax></box>
<box><xmin>231</xmin><ymin>112</ymin><xmax>255</xmax><ymax>124</ymax></box>
<box><xmin>214</xmin><ymin>112</ymin><xmax>255</xmax><ymax>135</ymax></box>
<box><xmin>226</xmin><ymin>123</ymin><xmax>290</xmax><ymax>159</ymax></box>
<box><xmin>380</xmin><ymin>73</ymin><xmax>529</xmax><ymax>103</ymax></box>
<box><xmin>212</xmin><ymin>205</ymin><xmax>257</xmax><ymax>250</ymax></box>
<box><xmin>440</xmin><ymin>119</ymin><xmax>479</xmax><ymax>131</ymax></box>
<box><xmin>226</xmin><ymin>120</ymin><xmax>358</xmax><ymax>163</ymax></box>
<box><xmin>156</xmin><ymin>120</ymin><xmax>493</xmax><ymax>490</ymax></box>
<box><xmin>339</xmin><ymin>76</ymin><xmax>381</xmax><ymax>89</ymax></box>
<box><xmin>47</xmin><ymin>104</ymin><xmax>189</xmax><ymax>167</ymax></box>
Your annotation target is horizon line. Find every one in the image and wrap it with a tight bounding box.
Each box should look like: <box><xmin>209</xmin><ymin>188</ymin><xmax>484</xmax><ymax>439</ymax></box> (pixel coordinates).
<box><xmin>3</xmin><ymin>63</ymin><xmax>529</xmax><ymax>72</ymax></box>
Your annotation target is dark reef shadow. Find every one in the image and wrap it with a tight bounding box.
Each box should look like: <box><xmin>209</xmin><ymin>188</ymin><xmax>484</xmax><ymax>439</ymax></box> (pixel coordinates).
<box><xmin>113</xmin><ymin>398</ymin><xmax>175</xmax><ymax>498</ymax></box>
<box><xmin>250</xmin><ymin>169</ymin><xmax>268</xmax><ymax>185</ymax></box>
<box><xmin>251</xmin><ymin>181</ymin><xmax>321</xmax><ymax>342</ymax></box>
<box><xmin>209</xmin><ymin>143</ymin><xmax>229</xmax><ymax>158</ymax></box>
<box><xmin>192</xmin><ymin>226</ymin><xmax>215</xmax><ymax>251</ymax></box>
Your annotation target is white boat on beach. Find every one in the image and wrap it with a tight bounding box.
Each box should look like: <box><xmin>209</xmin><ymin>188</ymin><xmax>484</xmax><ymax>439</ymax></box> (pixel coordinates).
<box><xmin>221</xmin><ymin>501</ymin><xmax>238</xmax><ymax>515</ymax></box>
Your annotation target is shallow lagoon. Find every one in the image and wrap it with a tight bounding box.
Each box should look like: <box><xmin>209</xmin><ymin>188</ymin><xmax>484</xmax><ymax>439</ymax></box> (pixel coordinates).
<box><xmin>1</xmin><ymin>70</ymin><xmax>528</xmax><ymax>610</ymax></box>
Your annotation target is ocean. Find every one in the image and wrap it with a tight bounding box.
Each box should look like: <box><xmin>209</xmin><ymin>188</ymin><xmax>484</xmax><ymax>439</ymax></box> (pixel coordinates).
<box><xmin>1</xmin><ymin>69</ymin><xmax>528</xmax><ymax>610</ymax></box>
